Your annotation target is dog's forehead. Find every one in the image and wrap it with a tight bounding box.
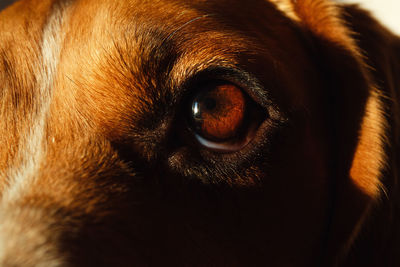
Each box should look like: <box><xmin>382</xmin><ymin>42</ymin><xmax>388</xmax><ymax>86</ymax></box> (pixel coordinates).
<box><xmin>0</xmin><ymin>0</ymin><xmax>314</xmax><ymax>166</ymax></box>
<box><xmin>51</xmin><ymin>0</ymin><xmax>310</xmax><ymax>139</ymax></box>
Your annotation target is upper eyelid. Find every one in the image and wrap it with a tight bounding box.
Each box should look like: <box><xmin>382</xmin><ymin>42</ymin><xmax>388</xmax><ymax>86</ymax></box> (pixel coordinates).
<box><xmin>172</xmin><ymin>65</ymin><xmax>271</xmax><ymax>109</ymax></box>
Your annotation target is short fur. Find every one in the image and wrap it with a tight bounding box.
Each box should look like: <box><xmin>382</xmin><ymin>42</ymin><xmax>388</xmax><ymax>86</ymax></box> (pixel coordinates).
<box><xmin>0</xmin><ymin>0</ymin><xmax>399</xmax><ymax>266</ymax></box>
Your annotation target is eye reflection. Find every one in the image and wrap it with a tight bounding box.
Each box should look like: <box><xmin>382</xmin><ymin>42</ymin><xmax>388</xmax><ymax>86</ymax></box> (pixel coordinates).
<box><xmin>192</xmin><ymin>101</ymin><xmax>200</xmax><ymax>116</ymax></box>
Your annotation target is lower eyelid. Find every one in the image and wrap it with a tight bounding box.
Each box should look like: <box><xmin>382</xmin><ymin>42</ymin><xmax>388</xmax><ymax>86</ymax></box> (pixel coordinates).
<box><xmin>194</xmin><ymin>133</ymin><xmax>252</xmax><ymax>152</ymax></box>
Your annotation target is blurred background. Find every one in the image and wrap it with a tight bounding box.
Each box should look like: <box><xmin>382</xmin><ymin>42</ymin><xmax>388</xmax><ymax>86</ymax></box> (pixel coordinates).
<box><xmin>339</xmin><ymin>0</ymin><xmax>399</xmax><ymax>34</ymax></box>
<box><xmin>0</xmin><ymin>0</ymin><xmax>399</xmax><ymax>34</ymax></box>
<box><xmin>0</xmin><ymin>0</ymin><xmax>13</xmax><ymax>10</ymax></box>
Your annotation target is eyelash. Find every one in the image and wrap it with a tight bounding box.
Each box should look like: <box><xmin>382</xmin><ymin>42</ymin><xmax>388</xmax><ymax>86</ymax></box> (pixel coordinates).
<box><xmin>167</xmin><ymin>66</ymin><xmax>286</xmax><ymax>157</ymax></box>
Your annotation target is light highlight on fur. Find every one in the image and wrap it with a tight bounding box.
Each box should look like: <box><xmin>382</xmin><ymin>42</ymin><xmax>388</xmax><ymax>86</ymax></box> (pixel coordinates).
<box><xmin>0</xmin><ymin>4</ymin><xmax>69</xmax><ymax>265</ymax></box>
<box><xmin>1</xmin><ymin>5</ymin><xmax>66</xmax><ymax>205</ymax></box>
<box><xmin>350</xmin><ymin>89</ymin><xmax>387</xmax><ymax>197</ymax></box>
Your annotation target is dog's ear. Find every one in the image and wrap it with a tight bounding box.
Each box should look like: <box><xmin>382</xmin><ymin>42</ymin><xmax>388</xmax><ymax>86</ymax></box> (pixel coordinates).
<box><xmin>271</xmin><ymin>0</ymin><xmax>387</xmax><ymax>263</ymax></box>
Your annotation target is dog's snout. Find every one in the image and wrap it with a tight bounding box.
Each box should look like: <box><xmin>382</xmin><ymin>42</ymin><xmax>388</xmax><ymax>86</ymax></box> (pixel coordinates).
<box><xmin>0</xmin><ymin>204</ymin><xmax>67</xmax><ymax>267</ymax></box>
<box><xmin>0</xmin><ymin>136</ymin><xmax>153</xmax><ymax>267</ymax></box>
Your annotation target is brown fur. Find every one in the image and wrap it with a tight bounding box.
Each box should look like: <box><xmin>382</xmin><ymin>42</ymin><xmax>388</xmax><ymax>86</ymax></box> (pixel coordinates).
<box><xmin>0</xmin><ymin>0</ymin><xmax>399</xmax><ymax>266</ymax></box>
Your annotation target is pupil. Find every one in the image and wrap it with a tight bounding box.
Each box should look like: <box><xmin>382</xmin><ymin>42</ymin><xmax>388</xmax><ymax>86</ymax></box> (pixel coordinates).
<box><xmin>203</xmin><ymin>97</ymin><xmax>216</xmax><ymax>111</ymax></box>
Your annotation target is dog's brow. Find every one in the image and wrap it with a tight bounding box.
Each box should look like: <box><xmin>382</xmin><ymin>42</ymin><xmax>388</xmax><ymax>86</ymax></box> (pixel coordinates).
<box><xmin>164</xmin><ymin>14</ymin><xmax>213</xmax><ymax>42</ymax></box>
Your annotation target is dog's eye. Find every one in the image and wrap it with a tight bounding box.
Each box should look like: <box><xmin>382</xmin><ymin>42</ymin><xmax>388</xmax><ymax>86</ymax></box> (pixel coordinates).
<box><xmin>190</xmin><ymin>82</ymin><xmax>265</xmax><ymax>152</ymax></box>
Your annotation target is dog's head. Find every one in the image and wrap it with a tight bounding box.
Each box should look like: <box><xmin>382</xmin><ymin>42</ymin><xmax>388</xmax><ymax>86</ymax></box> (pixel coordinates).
<box><xmin>0</xmin><ymin>0</ymin><xmax>387</xmax><ymax>266</ymax></box>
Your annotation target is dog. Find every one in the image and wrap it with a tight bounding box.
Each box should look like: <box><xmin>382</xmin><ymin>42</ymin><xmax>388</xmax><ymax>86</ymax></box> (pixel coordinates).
<box><xmin>0</xmin><ymin>0</ymin><xmax>399</xmax><ymax>266</ymax></box>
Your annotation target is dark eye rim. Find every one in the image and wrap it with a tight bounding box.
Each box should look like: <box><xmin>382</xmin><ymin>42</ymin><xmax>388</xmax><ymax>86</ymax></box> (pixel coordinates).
<box><xmin>177</xmin><ymin>66</ymin><xmax>275</xmax><ymax>110</ymax></box>
<box><xmin>176</xmin><ymin>66</ymin><xmax>287</xmax><ymax>155</ymax></box>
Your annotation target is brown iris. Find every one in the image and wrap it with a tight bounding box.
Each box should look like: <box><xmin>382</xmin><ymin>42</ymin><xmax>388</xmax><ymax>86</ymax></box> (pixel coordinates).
<box><xmin>192</xmin><ymin>83</ymin><xmax>246</xmax><ymax>142</ymax></box>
